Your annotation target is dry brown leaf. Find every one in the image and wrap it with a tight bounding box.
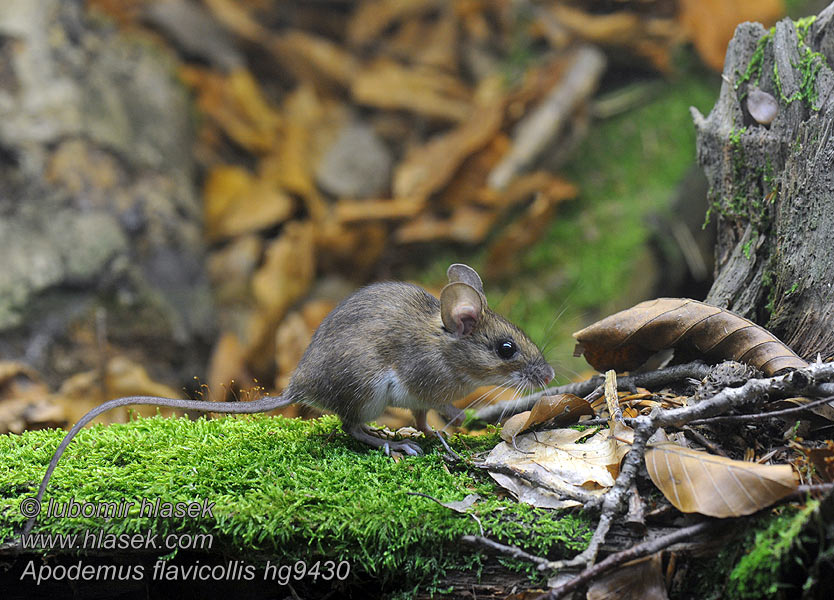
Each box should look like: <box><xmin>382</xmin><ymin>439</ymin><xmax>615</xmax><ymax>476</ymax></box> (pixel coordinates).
<box><xmin>202</xmin><ymin>0</ymin><xmax>269</xmax><ymax>43</ymax></box>
<box><xmin>180</xmin><ymin>67</ymin><xmax>281</xmax><ymax>153</ymax></box>
<box><xmin>586</xmin><ymin>554</ymin><xmax>669</xmax><ymax>600</ymax></box>
<box><xmin>806</xmin><ymin>443</ymin><xmax>834</xmax><ymax>482</ymax></box>
<box><xmin>352</xmin><ymin>58</ymin><xmax>472</xmax><ymax>122</ymax></box>
<box><xmin>207</xmin><ymin>332</ymin><xmax>251</xmax><ymax>404</ymax></box>
<box><xmin>548</xmin><ymin>4</ymin><xmax>681</xmax><ymax>72</ymax></box>
<box><xmin>395</xmin><ymin>205</ymin><xmax>497</xmax><ymax>244</ymax></box>
<box><xmin>251</xmin><ymin>221</ymin><xmax>316</xmax><ymax>322</ymax></box>
<box><xmin>347</xmin><ymin>0</ymin><xmax>445</xmax><ymax>46</ymax></box>
<box><xmin>573</xmin><ymin>298</ymin><xmax>808</xmax><ymax>376</ymax></box>
<box><xmin>246</xmin><ymin>221</ymin><xmax>316</xmax><ymax>371</ymax></box>
<box><xmin>499</xmin><ymin>394</ymin><xmax>594</xmax><ymax>442</ymax></box>
<box><xmin>0</xmin><ymin>362</ymin><xmax>60</xmax><ymax>434</ymax></box>
<box><xmin>203</xmin><ymin>165</ymin><xmax>294</xmax><ymax>241</ymax></box>
<box><xmin>335</xmin><ymin>198</ymin><xmax>425</xmax><ymax>224</ymax></box>
<box><xmin>678</xmin><ymin>0</ymin><xmax>784</xmax><ymax>71</ymax></box>
<box><xmin>55</xmin><ymin>356</ymin><xmax>181</xmax><ymax>426</ymax></box>
<box><xmin>484</xmin><ymin>185</ymin><xmax>571</xmax><ymax>278</ymax></box>
<box><xmin>645</xmin><ymin>442</ymin><xmax>798</xmax><ymax>517</ymax></box>
<box><xmin>393</xmin><ymin>95</ymin><xmax>502</xmax><ymax>199</ymax></box>
<box><xmin>270</xmin><ymin>31</ymin><xmax>360</xmax><ymax>89</ymax></box>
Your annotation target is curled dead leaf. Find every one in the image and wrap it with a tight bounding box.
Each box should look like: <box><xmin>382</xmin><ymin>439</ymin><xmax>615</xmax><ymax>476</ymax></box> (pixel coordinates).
<box><xmin>573</xmin><ymin>298</ymin><xmax>808</xmax><ymax>376</ymax></box>
<box><xmin>500</xmin><ymin>394</ymin><xmax>593</xmax><ymax>443</ymax></box>
<box><xmin>645</xmin><ymin>442</ymin><xmax>798</xmax><ymax>517</ymax></box>
<box><xmin>204</xmin><ymin>165</ymin><xmax>294</xmax><ymax>241</ymax></box>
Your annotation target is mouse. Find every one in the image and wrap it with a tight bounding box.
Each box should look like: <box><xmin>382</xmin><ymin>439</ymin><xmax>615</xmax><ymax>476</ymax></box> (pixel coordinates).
<box><xmin>23</xmin><ymin>263</ymin><xmax>553</xmax><ymax>533</ymax></box>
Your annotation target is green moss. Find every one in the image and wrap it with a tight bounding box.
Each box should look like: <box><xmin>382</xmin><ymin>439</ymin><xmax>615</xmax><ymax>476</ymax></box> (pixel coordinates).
<box><xmin>727</xmin><ymin>503</ymin><xmax>817</xmax><ymax>599</ymax></box>
<box><xmin>0</xmin><ymin>415</ymin><xmax>592</xmax><ymax>592</ymax></box>
<box><xmin>736</xmin><ymin>30</ymin><xmax>774</xmax><ymax>94</ymax></box>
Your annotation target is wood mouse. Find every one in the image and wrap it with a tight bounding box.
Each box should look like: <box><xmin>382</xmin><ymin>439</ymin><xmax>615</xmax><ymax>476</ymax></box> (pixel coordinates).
<box><xmin>23</xmin><ymin>264</ymin><xmax>553</xmax><ymax>533</ymax></box>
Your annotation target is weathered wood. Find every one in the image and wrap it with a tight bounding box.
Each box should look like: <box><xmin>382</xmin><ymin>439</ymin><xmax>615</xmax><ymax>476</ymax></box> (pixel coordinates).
<box><xmin>692</xmin><ymin>4</ymin><xmax>834</xmax><ymax>360</ymax></box>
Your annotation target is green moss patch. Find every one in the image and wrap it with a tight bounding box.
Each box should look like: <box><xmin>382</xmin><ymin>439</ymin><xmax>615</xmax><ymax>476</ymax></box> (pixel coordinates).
<box><xmin>0</xmin><ymin>415</ymin><xmax>591</xmax><ymax>591</ymax></box>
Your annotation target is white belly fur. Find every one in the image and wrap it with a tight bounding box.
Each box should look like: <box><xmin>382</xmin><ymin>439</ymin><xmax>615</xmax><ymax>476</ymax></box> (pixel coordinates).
<box><xmin>360</xmin><ymin>369</ymin><xmax>423</xmax><ymax>423</ymax></box>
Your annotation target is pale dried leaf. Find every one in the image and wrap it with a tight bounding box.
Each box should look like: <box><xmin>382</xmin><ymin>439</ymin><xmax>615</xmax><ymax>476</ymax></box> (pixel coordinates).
<box><xmin>645</xmin><ymin>442</ymin><xmax>798</xmax><ymax>517</ymax></box>
<box><xmin>440</xmin><ymin>493</ymin><xmax>481</xmax><ymax>513</ymax></box>
<box><xmin>352</xmin><ymin>59</ymin><xmax>472</xmax><ymax>122</ymax></box>
<box><xmin>203</xmin><ymin>165</ymin><xmax>294</xmax><ymax>241</ymax></box>
<box><xmin>394</xmin><ymin>99</ymin><xmax>503</xmax><ymax>199</ymax></box>
<box><xmin>347</xmin><ymin>0</ymin><xmax>445</xmax><ymax>46</ymax></box>
<box><xmin>486</xmin><ymin>428</ymin><xmax>630</xmax><ymax>509</ymax></box>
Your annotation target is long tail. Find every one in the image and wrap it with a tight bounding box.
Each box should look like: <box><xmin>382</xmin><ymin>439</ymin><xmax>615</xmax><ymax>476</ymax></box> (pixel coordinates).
<box><xmin>22</xmin><ymin>394</ymin><xmax>290</xmax><ymax>535</ymax></box>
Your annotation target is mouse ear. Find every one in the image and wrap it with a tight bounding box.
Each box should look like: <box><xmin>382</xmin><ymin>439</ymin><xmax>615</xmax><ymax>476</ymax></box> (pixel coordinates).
<box><xmin>447</xmin><ymin>263</ymin><xmax>486</xmax><ymax>304</ymax></box>
<box><xmin>440</xmin><ymin>282</ymin><xmax>484</xmax><ymax>337</ymax></box>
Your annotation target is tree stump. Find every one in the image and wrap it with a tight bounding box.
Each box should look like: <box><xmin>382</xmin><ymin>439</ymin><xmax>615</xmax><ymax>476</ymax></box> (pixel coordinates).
<box><xmin>692</xmin><ymin>4</ymin><xmax>834</xmax><ymax>360</ymax></box>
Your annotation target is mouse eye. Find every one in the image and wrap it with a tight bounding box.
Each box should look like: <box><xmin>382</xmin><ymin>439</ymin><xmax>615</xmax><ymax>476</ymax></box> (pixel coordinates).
<box><xmin>495</xmin><ymin>339</ymin><xmax>518</xmax><ymax>360</ymax></box>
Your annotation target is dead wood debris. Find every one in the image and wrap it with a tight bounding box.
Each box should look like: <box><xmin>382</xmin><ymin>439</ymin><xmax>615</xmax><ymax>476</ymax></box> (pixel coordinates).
<box><xmin>464</xmin><ymin>359</ymin><xmax>834</xmax><ymax>598</ymax></box>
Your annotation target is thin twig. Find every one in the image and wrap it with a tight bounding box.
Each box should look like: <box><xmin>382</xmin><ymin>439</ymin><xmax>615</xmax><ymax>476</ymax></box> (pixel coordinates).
<box><xmin>688</xmin><ymin>395</ymin><xmax>834</xmax><ymax>425</ymax></box>
<box><xmin>461</xmin><ymin>535</ymin><xmax>550</xmax><ymax>567</ymax></box>
<box><xmin>543</xmin><ymin>418</ymin><xmax>656</xmax><ymax>570</ymax></box>
<box><xmin>475</xmin><ymin>361</ymin><xmax>711</xmax><ymax>422</ymax></box>
<box><xmin>478</xmin><ymin>462</ymin><xmax>598</xmax><ymax>504</ymax></box>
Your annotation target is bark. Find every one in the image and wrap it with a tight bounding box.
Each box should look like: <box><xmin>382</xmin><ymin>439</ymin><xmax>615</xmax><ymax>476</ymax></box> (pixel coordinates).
<box><xmin>692</xmin><ymin>4</ymin><xmax>834</xmax><ymax>361</ymax></box>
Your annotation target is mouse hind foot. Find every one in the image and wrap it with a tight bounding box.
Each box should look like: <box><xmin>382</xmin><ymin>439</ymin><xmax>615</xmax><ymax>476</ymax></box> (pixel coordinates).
<box><xmin>343</xmin><ymin>423</ymin><xmax>423</xmax><ymax>456</ymax></box>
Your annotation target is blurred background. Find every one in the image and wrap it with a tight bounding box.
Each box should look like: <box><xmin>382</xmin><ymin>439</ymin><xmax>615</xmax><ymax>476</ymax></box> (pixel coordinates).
<box><xmin>0</xmin><ymin>0</ymin><xmax>815</xmax><ymax>433</ymax></box>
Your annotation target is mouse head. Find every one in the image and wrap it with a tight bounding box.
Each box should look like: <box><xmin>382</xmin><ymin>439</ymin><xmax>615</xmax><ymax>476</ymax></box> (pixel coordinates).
<box><xmin>440</xmin><ymin>264</ymin><xmax>554</xmax><ymax>390</ymax></box>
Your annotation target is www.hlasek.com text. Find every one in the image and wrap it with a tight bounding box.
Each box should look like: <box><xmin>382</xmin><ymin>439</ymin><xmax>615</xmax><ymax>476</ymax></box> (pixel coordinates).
<box><xmin>20</xmin><ymin>559</ymin><xmax>352</xmax><ymax>586</ymax></box>
<box><xmin>20</xmin><ymin>528</ymin><xmax>213</xmax><ymax>552</ymax></box>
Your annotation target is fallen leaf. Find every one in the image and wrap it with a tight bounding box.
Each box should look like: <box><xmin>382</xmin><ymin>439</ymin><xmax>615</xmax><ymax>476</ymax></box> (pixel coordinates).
<box><xmin>55</xmin><ymin>356</ymin><xmax>181</xmax><ymax>426</ymax></box>
<box><xmin>251</xmin><ymin>221</ymin><xmax>316</xmax><ymax>322</ymax></box>
<box><xmin>203</xmin><ymin>165</ymin><xmax>294</xmax><ymax>241</ymax></box>
<box><xmin>270</xmin><ymin>30</ymin><xmax>360</xmax><ymax>89</ymax></box>
<box><xmin>806</xmin><ymin>444</ymin><xmax>834</xmax><ymax>482</ymax></box>
<box><xmin>347</xmin><ymin>0</ymin><xmax>445</xmax><ymax>46</ymax></box>
<box><xmin>500</xmin><ymin>394</ymin><xmax>594</xmax><ymax>442</ymax></box>
<box><xmin>352</xmin><ymin>58</ymin><xmax>472</xmax><ymax>122</ymax></box>
<box><xmin>485</xmin><ymin>428</ymin><xmax>630</xmax><ymax>509</ymax></box>
<box><xmin>586</xmin><ymin>554</ymin><xmax>669</xmax><ymax>600</ymax></box>
<box><xmin>678</xmin><ymin>0</ymin><xmax>784</xmax><ymax>71</ymax></box>
<box><xmin>247</xmin><ymin>221</ymin><xmax>316</xmax><ymax>370</ymax></box>
<box><xmin>440</xmin><ymin>493</ymin><xmax>481</xmax><ymax>513</ymax></box>
<box><xmin>335</xmin><ymin>198</ymin><xmax>425</xmax><ymax>223</ymax></box>
<box><xmin>180</xmin><ymin>67</ymin><xmax>282</xmax><ymax>153</ymax></box>
<box><xmin>207</xmin><ymin>332</ymin><xmax>251</xmax><ymax>404</ymax></box>
<box><xmin>645</xmin><ymin>442</ymin><xmax>798</xmax><ymax>517</ymax></box>
<box><xmin>393</xmin><ymin>96</ymin><xmax>503</xmax><ymax>199</ymax></box>
<box><xmin>573</xmin><ymin>298</ymin><xmax>808</xmax><ymax>376</ymax></box>
<box><xmin>0</xmin><ymin>362</ymin><xmax>60</xmax><ymax>434</ymax></box>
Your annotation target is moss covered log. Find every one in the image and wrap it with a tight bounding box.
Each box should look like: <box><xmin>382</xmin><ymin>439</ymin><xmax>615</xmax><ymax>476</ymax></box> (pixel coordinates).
<box><xmin>0</xmin><ymin>415</ymin><xmax>592</xmax><ymax>597</ymax></box>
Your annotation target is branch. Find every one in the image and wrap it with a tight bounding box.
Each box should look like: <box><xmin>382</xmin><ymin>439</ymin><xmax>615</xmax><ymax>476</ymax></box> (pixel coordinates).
<box><xmin>688</xmin><ymin>395</ymin><xmax>834</xmax><ymax>425</ymax></box>
<box><xmin>478</xmin><ymin>462</ymin><xmax>598</xmax><ymax>505</ymax></box>
<box><xmin>475</xmin><ymin>361</ymin><xmax>711</xmax><ymax>423</ymax></box>
<box><xmin>461</xmin><ymin>535</ymin><xmax>550</xmax><ymax>567</ymax></box>
<box><xmin>647</xmin><ymin>361</ymin><xmax>834</xmax><ymax>430</ymax></box>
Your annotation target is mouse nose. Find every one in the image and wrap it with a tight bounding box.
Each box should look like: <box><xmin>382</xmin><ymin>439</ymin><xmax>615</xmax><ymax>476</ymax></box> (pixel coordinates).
<box><xmin>542</xmin><ymin>364</ymin><xmax>555</xmax><ymax>385</ymax></box>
